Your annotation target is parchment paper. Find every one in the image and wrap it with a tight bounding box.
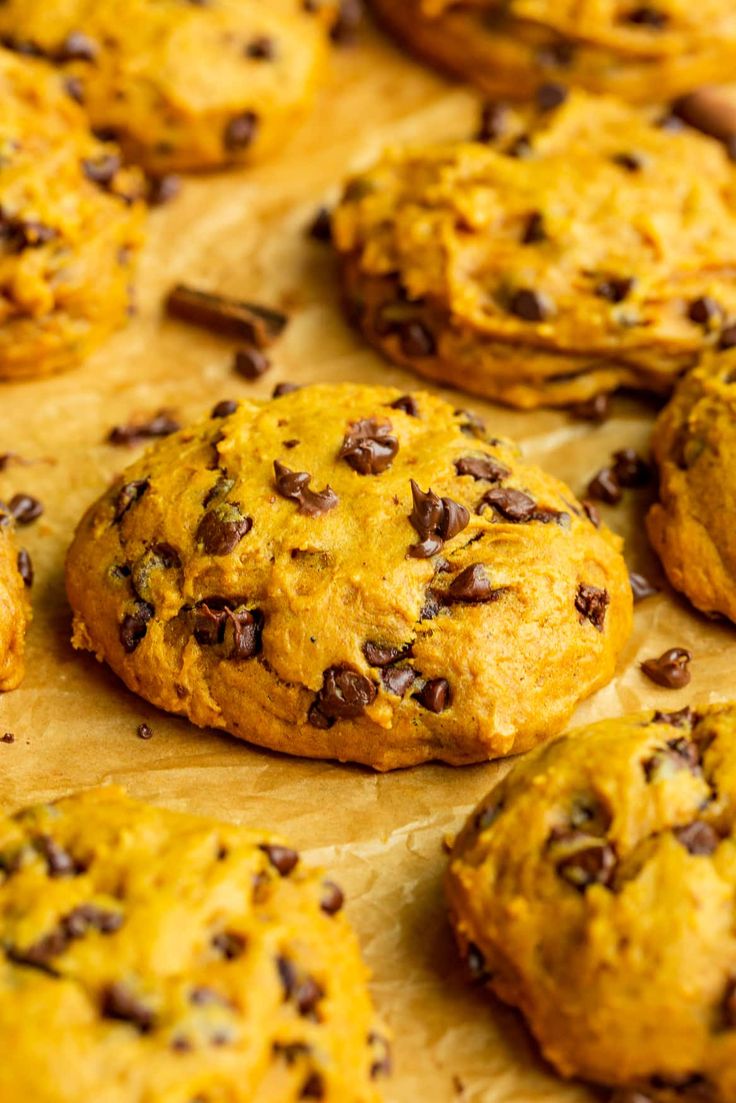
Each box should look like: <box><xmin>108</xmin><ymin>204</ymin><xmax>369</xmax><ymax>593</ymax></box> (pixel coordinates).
<box><xmin>1</xmin><ymin>20</ymin><xmax>735</xmax><ymax>1102</ymax></box>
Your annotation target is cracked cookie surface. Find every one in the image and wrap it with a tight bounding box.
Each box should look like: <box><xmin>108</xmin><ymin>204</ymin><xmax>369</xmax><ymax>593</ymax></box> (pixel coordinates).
<box><xmin>65</xmin><ymin>382</ymin><xmax>632</xmax><ymax>769</ymax></box>
<box><xmin>369</xmin><ymin>0</ymin><xmax>736</xmax><ymax>104</ymax></box>
<box><xmin>0</xmin><ymin>786</ymin><xmax>386</xmax><ymax>1103</ymax></box>
<box><xmin>0</xmin><ymin>502</ymin><xmax>30</xmax><ymax>691</ymax></box>
<box><xmin>333</xmin><ymin>90</ymin><xmax>736</xmax><ymax>409</ymax></box>
<box><xmin>647</xmin><ymin>347</ymin><xmax>736</xmax><ymax>623</ymax></box>
<box><xmin>0</xmin><ymin>48</ymin><xmax>144</xmax><ymax>380</ymax></box>
<box><xmin>0</xmin><ymin>0</ymin><xmax>341</xmax><ymax>173</ymax></box>
<box><xmin>447</xmin><ymin>704</ymin><xmax>736</xmax><ymax>1102</ymax></box>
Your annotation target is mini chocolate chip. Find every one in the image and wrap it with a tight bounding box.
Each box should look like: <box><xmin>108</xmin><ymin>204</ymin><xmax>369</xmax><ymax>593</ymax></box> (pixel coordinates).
<box><xmin>107</xmin><ymin>410</ymin><xmax>180</xmax><ymax>446</ymax></box>
<box><xmin>363</xmin><ymin>641</ymin><xmax>402</xmax><ymax>667</ymax></box>
<box><xmin>16</xmin><ymin>548</ymin><xmax>33</xmax><ymax>587</ymax></box>
<box><xmin>211</xmin><ymin>400</ymin><xmax>238</xmax><ymax>418</ymax></box>
<box><xmin>688</xmin><ymin>296</ymin><xmax>722</xmax><ymax>326</ymax></box>
<box><xmin>557</xmin><ymin>841</ymin><xmax>616</xmax><ymax>890</ymax></box>
<box><xmin>245</xmin><ymin>35</ymin><xmax>275</xmax><ymax>59</ymax></box>
<box><xmin>146</xmin><ymin>174</ymin><xmax>181</xmax><ymax>206</ymax></box>
<box><xmin>273</xmin><ymin>461</ymin><xmax>338</xmax><ymax>517</ymax></box>
<box><xmin>260</xmin><ymin>844</ymin><xmax>299</xmax><ymax>876</ymax></box>
<box><xmin>339</xmin><ymin>418</ymin><xmax>398</xmax><ymax>475</ymax></box>
<box><xmin>575</xmin><ymin>584</ymin><xmax>609</xmax><ymax>631</ymax></box>
<box><xmin>224</xmin><ymin>111</ymin><xmax>259</xmax><ymax>151</ymax></box>
<box><xmin>101</xmin><ymin>983</ymin><xmax>154</xmax><ymax>1032</ymax></box>
<box><xmin>613</xmin><ymin>152</ymin><xmax>644</xmax><ymax>172</ymax></box>
<box><xmin>612</xmin><ymin>448</ymin><xmax>651</xmax><ymax>487</ymax></box>
<box><xmin>137</xmin><ymin>723</ymin><xmax>153</xmax><ymax>740</ymax></box>
<box><xmin>455</xmin><ymin>455</ymin><xmax>510</xmax><ymax>482</ymax></box>
<box><xmin>509</xmin><ymin>288</ymin><xmax>552</xmax><ymax>321</ymax></box>
<box><xmin>8</xmin><ymin>494</ymin><xmax>42</xmax><ymax>525</ymax></box>
<box><xmin>416</xmin><ymin>677</ymin><xmax>450</xmax><ymax>713</ymax></box>
<box><xmin>594</xmin><ymin>277</ymin><xmax>634</xmax><ymax>303</ymax></box>
<box><xmin>674</xmin><ymin>821</ymin><xmax>718</xmax><ymax>856</ymax></box>
<box><xmin>536</xmin><ymin>82</ymin><xmax>567</xmax><ymax>111</ymax></box>
<box><xmin>320</xmin><ymin>881</ymin><xmax>344</xmax><ymax>915</ymax></box>
<box><xmin>476</xmin><ymin>101</ymin><xmax>508</xmax><ymax>142</ymax></box>
<box><xmin>447</xmin><ymin>564</ymin><xmax>498</xmax><ymax>603</ymax></box>
<box><xmin>641</xmin><ymin>648</ymin><xmax>692</xmax><ymax>688</ymax></box>
<box><xmin>587</xmin><ymin>467</ymin><xmax>622</xmax><ymax>505</ymax></box>
<box><xmin>521</xmin><ymin>210</ymin><xmax>546</xmax><ymax>244</ymax></box>
<box><xmin>381</xmin><ymin>666</ymin><xmax>417</xmax><ymax>697</ymax></box>
<box><xmin>630</xmin><ymin>571</ymin><xmax>658</xmax><ymax>602</ymax></box>
<box><xmin>314</xmin><ymin>664</ymin><xmax>377</xmax><ymax>719</ymax></box>
<box><xmin>34</xmin><ymin>835</ymin><xmax>78</xmax><ymax>877</ymax></box>
<box><xmin>234</xmin><ymin>347</ymin><xmax>270</xmax><ymax>379</ymax></box>
<box><xmin>196</xmin><ymin>506</ymin><xmax>253</xmax><ymax>555</ymax></box>
<box><xmin>482</xmin><ymin>486</ymin><xmax>536</xmax><ymax>522</ymax></box>
<box><xmin>119</xmin><ymin>601</ymin><xmax>154</xmax><ymax>653</ymax></box>
<box><xmin>388</xmin><ymin>394</ymin><xmax>419</xmax><ymax>417</ymax></box>
<box><xmin>212</xmin><ymin>931</ymin><xmax>246</xmax><ymax>959</ymax></box>
<box><xmin>308</xmin><ymin>206</ymin><xmax>332</xmax><ymax>242</ymax></box>
<box><xmin>408</xmin><ymin>480</ymin><xmax>469</xmax><ymax>556</ymax></box>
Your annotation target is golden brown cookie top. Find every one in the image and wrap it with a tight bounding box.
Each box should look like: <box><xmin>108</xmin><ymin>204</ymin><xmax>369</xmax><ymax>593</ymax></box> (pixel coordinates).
<box><xmin>333</xmin><ymin>90</ymin><xmax>736</xmax><ymax>362</ymax></box>
<box><xmin>448</xmin><ymin>703</ymin><xmax>736</xmax><ymax>1099</ymax></box>
<box><xmin>0</xmin><ymin>786</ymin><xmax>387</xmax><ymax>1103</ymax></box>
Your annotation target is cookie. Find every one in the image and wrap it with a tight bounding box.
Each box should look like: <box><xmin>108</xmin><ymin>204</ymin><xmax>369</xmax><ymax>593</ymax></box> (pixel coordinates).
<box><xmin>447</xmin><ymin>704</ymin><xmax>736</xmax><ymax>1102</ymax></box>
<box><xmin>332</xmin><ymin>90</ymin><xmax>736</xmax><ymax>409</ymax></box>
<box><xmin>0</xmin><ymin>503</ymin><xmax>30</xmax><ymax>691</ymax></box>
<box><xmin>369</xmin><ymin>0</ymin><xmax>736</xmax><ymax>105</ymax></box>
<box><xmin>65</xmin><ymin>382</ymin><xmax>632</xmax><ymax>770</ymax></box>
<box><xmin>647</xmin><ymin>346</ymin><xmax>736</xmax><ymax>622</ymax></box>
<box><xmin>0</xmin><ymin>0</ymin><xmax>342</xmax><ymax>174</ymax></box>
<box><xmin>0</xmin><ymin>786</ymin><xmax>387</xmax><ymax>1103</ymax></box>
<box><xmin>0</xmin><ymin>48</ymin><xmax>144</xmax><ymax>380</ymax></box>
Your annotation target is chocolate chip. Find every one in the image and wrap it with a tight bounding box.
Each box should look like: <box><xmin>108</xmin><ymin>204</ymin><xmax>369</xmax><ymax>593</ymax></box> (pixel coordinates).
<box><xmin>224</xmin><ymin>111</ymin><xmax>259</xmax><ymax>151</ymax></box>
<box><xmin>507</xmin><ymin>134</ymin><xmax>532</xmax><ymax>158</ymax></box>
<box><xmin>137</xmin><ymin>723</ymin><xmax>153</xmax><ymax>740</ymax></box>
<box><xmin>363</xmin><ymin>642</ymin><xmax>402</xmax><ymax>667</ymax></box>
<box><xmin>245</xmin><ymin>35</ymin><xmax>275</xmax><ymax>59</ymax></box>
<box><xmin>408</xmin><ymin>480</ymin><xmax>469</xmax><ymax>557</ymax></box>
<box><xmin>536</xmin><ymin>82</ymin><xmax>567</xmax><ymax>111</ymax></box>
<box><xmin>688</xmin><ymin>296</ymin><xmax>722</xmax><ymax>327</ymax></box>
<box><xmin>64</xmin><ymin>904</ymin><xmax>123</xmax><ymax>937</ymax></box>
<box><xmin>114</xmin><ymin>479</ymin><xmax>149</xmax><ymax>521</ymax></box>
<box><xmin>260</xmin><ymin>843</ymin><xmax>299</xmax><ymax>876</ymax></box>
<box><xmin>720</xmin><ymin>324</ymin><xmax>736</xmax><ymax>350</ymax></box>
<box><xmin>151</xmin><ymin>542</ymin><xmax>181</xmax><ymax>569</ymax></box>
<box><xmin>146</xmin><ymin>174</ymin><xmax>181</xmax><ymax>206</ymax></box>
<box><xmin>57</xmin><ymin>31</ymin><xmax>98</xmax><ymax>61</ymax></box>
<box><xmin>12</xmin><ymin>550</ymin><xmax>29</xmax><ymax>589</ymax></box>
<box><xmin>388</xmin><ymin>394</ymin><xmax>419</xmax><ymax>417</ymax></box>
<box><xmin>196</xmin><ymin>506</ymin><xmax>253</xmax><ymax>555</ymax></box>
<box><xmin>612</xmin><ymin>449</ymin><xmax>651</xmax><ymax>488</ymax></box>
<box><xmin>300</xmin><ymin>1073</ymin><xmax>325</xmax><ymax>1100</ymax></box>
<box><xmin>212</xmin><ymin>931</ymin><xmax>246</xmax><ymax>959</ymax></box>
<box><xmin>641</xmin><ymin>648</ymin><xmax>692</xmax><ymax>688</ymax></box>
<box><xmin>313</xmin><ymin>664</ymin><xmax>376</xmax><ymax>720</ymax></box>
<box><xmin>416</xmin><ymin>677</ymin><xmax>450</xmax><ymax>713</ymax></box>
<box><xmin>398</xmin><ymin>320</ymin><xmax>436</xmax><ymax>358</ymax></box>
<box><xmin>8</xmin><ymin>494</ymin><xmax>42</xmax><ymax>525</ymax></box>
<box><xmin>481</xmin><ymin>486</ymin><xmax>536</xmax><ymax>522</ymax></box>
<box><xmin>557</xmin><ymin>840</ymin><xmax>616</xmax><ymax>890</ymax></box>
<box><xmin>272</xmin><ymin>382</ymin><xmax>301</xmax><ymax>397</ymax></box>
<box><xmin>339</xmin><ymin>418</ymin><xmax>398</xmax><ymax>475</ymax></box>
<box><xmin>476</xmin><ymin>101</ymin><xmax>508</xmax><ymax>142</ymax></box>
<box><xmin>626</xmin><ymin>5</ymin><xmax>667</xmax><ymax>26</ymax></box>
<box><xmin>630</xmin><ymin>571</ymin><xmax>658</xmax><ymax>602</ymax></box>
<box><xmin>653</xmin><ymin>706</ymin><xmax>695</xmax><ymax>728</ymax></box>
<box><xmin>34</xmin><ymin>835</ymin><xmax>78</xmax><ymax>878</ymax></box>
<box><xmin>234</xmin><ymin>347</ymin><xmax>270</xmax><ymax>379</ymax></box>
<box><xmin>320</xmin><ymin>881</ymin><xmax>344</xmax><ymax>915</ymax></box>
<box><xmin>166</xmin><ymin>284</ymin><xmax>288</xmax><ymax>348</ymax></box>
<box><xmin>722</xmin><ymin>980</ymin><xmax>736</xmax><ymax>1028</ymax></box>
<box><xmin>594</xmin><ymin>277</ymin><xmax>634</xmax><ymax>304</ymax></box>
<box><xmin>575</xmin><ymin>584</ymin><xmax>609</xmax><ymax>631</ymax></box>
<box><xmin>211</xmin><ymin>399</ymin><xmax>238</xmax><ymax>418</ymax></box>
<box><xmin>612</xmin><ymin>152</ymin><xmax>644</xmax><ymax>172</ymax></box>
<box><xmin>643</xmin><ymin>737</ymin><xmax>700</xmax><ymax>780</ymax></box>
<box><xmin>0</xmin><ymin>215</ymin><xmax>56</xmax><ymax>253</ymax></box>
<box><xmin>368</xmin><ymin>1032</ymin><xmax>392</xmax><ymax>1079</ymax></box>
<box><xmin>1</xmin><ymin>732</ymin><xmax>14</xmax><ymax>744</ymax></box>
<box><xmin>454</xmin><ymin>455</ymin><xmax>510</xmax><ymax>482</ymax></box>
<box><xmin>101</xmin><ymin>984</ymin><xmax>154</xmax><ymax>1032</ymax></box>
<box><xmin>674</xmin><ymin>821</ymin><xmax>718</xmax><ymax>856</ymax></box>
<box><xmin>82</xmin><ymin>153</ymin><xmax>121</xmax><ymax>187</ymax></box>
<box><xmin>381</xmin><ymin>666</ymin><xmax>417</xmax><ymax>697</ymax></box>
<box><xmin>466</xmin><ymin>942</ymin><xmax>488</xmax><ymax>980</ymax></box>
<box><xmin>107</xmin><ymin>410</ymin><xmax>180</xmax><ymax>446</ymax></box>
<box><xmin>587</xmin><ymin>467</ymin><xmax>622</xmax><ymax>505</ymax></box>
<box><xmin>447</xmin><ymin>564</ymin><xmax>498</xmax><ymax>603</ymax></box>
<box><xmin>273</xmin><ymin>461</ymin><xmax>338</xmax><ymax>517</ymax></box>
<box><xmin>455</xmin><ymin>408</ymin><xmax>487</xmax><ymax>438</ymax></box>
<box><xmin>582</xmin><ymin>500</ymin><xmax>602</xmax><ymax>528</ymax></box>
<box><xmin>119</xmin><ymin>601</ymin><xmax>154</xmax><ymax>653</ymax></box>
<box><xmin>509</xmin><ymin>288</ymin><xmax>552</xmax><ymax>321</ymax></box>
<box><xmin>521</xmin><ymin>210</ymin><xmax>546</xmax><ymax>244</ymax></box>
<box><xmin>308</xmin><ymin>205</ymin><xmax>332</xmax><ymax>242</ymax></box>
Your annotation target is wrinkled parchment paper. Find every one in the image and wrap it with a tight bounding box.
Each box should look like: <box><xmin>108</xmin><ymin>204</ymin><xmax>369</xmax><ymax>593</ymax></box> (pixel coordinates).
<box><xmin>1</xmin><ymin>20</ymin><xmax>735</xmax><ymax>1102</ymax></box>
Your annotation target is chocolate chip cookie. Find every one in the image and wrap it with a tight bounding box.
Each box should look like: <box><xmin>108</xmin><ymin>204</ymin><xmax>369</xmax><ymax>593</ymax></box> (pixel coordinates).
<box><xmin>0</xmin><ymin>48</ymin><xmax>144</xmax><ymax>380</ymax></box>
<box><xmin>369</xmin><ymin>0</ymin><xmax>736</xmax><ymax>104</ymax></box>
<box><xmin>0</xmin><ymin>0</ymin><xmax>342</xmax><ymax>173</ymax></box>
<box><xmin>332</xmin><ymin>90</ymin><xmax>736</xmax><ymax>409</ymax></box>
<box><xmin>647</xmin><ymin>346</ymin><xmax>736</xmax><ymax>623</ymax></box>
<box><xmin>65</xmin><ymin>383</ymin><xmax>632</xmax><ymax>769</ymax></box>
<box><xmin>0</xmin><ymin>502</ymin><xmax>29</xmax><ymax>691</ymax></box>
<box><xmin>0</xmin><ymin>785</ymin><xmax>387</xmax><ymax>1103</ymax></box>
<box><xmin>447</xmin><ymin>704</ymin><xmax>736</xmax><ymax>1102</ymax></box>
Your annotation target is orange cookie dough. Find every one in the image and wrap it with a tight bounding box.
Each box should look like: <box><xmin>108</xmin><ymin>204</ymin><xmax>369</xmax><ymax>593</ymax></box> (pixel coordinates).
<box><xmin>333</xmin><ymin>90</ymin><xmax>736</xmax><ymax>409</ymax></box>
<box><xmin>447</xmin><ymin>704</ymin><xmax>736</xmax><ymax>1102</ymax></box>
<box><xmin>65</xmin><ymin>383</ymin><xmax>632</xmax><ymax>770</ymax></box>
<box><xmin>647</xmin><ymin>345</ymin><xmax>736</xmax><ymax>623</ymax></box>
<box><xmin>0</xmin><ymin>786</ymin><xmax>388</xmax><ymax>1103</ymax></box>
<box><xmin>0</xmin><ymin>48</ymin><xmax>144</xmax><ymax>380</ymax></box>
<box><xmin>369</xmin><ymin>0</ymin><xmax>736</xmax><ymax>104</ymax></box>
<box><xmin>0</xmin><ymin>502</ymin><xmax>30</xmax><ymax>691</ymax></box>
<box><xmin>0</xmin><ymin>0</ymin><xmax>343</xmax><ymax>174</ymax></box>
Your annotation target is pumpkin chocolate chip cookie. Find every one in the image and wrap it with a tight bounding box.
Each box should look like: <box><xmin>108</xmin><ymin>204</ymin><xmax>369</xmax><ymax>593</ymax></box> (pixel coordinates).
<box><xmin>0</xmin><ymin>48</ymin><xmax>144</xmax><ymax>380</ymax></box>
<box><xmin>0</xmin><ymin>502</ymin><xmax>30</xmax><ymax>691</ymax></box>
<box><xmin>332</xmin><ymin>89</ymin><xmax>736</xmax><ymax>409</ymax></box>
<box><xmin>647</xmin><ymin>346</ymin><xmax>736</xmax><ymax>623</ymax></box>
<box><xmin>65</xmin><ymin>383</ymin><xmax>632</xmax><ymax>769</ymax></box>
<box><xmin>0</xmin><ymin>0</ymin><xmax>342</xmax><ymax>173</ymax></box>
<box><xmin>447</xmin><ymin>704</ymin><xmax>736</xmax><ymax>1102</ymax></box>
<box><xmin>369</xmin><ymin>0</ymin><xmax>736</xmax><ymax>105</ymax></box>
<box><xmin>0</xmin><ymin>786</ymin><xmax>387</xmax><ymax>1103</ymax></box>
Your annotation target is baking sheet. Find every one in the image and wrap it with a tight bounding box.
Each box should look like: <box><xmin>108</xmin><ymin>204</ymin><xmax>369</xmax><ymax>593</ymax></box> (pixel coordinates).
<box><xmin>1</xmin><ymin>19</ymin><xmax>735</xmax><ymax>1101</ymax></box>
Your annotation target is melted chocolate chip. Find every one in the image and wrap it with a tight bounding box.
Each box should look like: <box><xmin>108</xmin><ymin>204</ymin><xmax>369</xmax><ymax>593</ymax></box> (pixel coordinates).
<box><xmin>58</xmin><ymin>31</ymin><xmax>98</xmax><ymax>61</ymax></box>
<box><xmin>82</xmin><ymin>153</ymin><xmax>121</xmax><ymax>187</ymax></box>
<box><xmin>536</xmin><ymin>82</ymin><xmax>567</xmax><ymax>111</ymax></box>
<box><xmin>272</xmin><ymin>382</ymin><xmax>301</xmax><ymax>398</ymax></box>
<box><xmin>626</xmin><ymin>5</ymin><xmax>667</xmax><ymax>25</ymax></box>
<box><xmin>260</xmin><ymin>844</ymin><xmax>299</xmax><ymax>876</ymax></box>
<box><xmin>114</xmin><ymin>479</ymin><xmax>150</xmax><ymax>521</ymax></box>
<box><xmin>312</xmin><ymin>664</ymin><xmax>376</xmax><ymax>720</ymax></box>
<box><xmin>273</xmin><ymin>461</ymin><xmax>338</xmax><ymax>517</ymax></box>
<box><xmin>613</xmin><ymin>151</ymin><xmax>644</xmax><ymax>172</ymax></box>
<box><xmin>612</xmin><ymin>449</ymin><xmax>651</xmax><ymax>488</ymax></box>
<box><xmin>653</xmin><ymin>706</ymin><xmax>695</xmax><ymax>728</ymax></box>
<box><xmin>408</xmin><ymin>480</ymin><xmax>469</xmax><ymax>557</ymax></box>
<box><xmin>339</xmin><ymin>418</ymin><xmax>398</xmax><ymax>475</ymax></box>
<box><xmin>224</xmin><ymin>111</ymin><xmax>259</xmax><ymax>151</ymax></box>
<box><xmin>320</xmin><ymin>881</ymin><xmax>344</xmax><ymax>916</ymax></box>
<box><xmin>245</xmin><ymin>35</ymin><xmax>275</xmax><ymax>59</ymax></box>
<box><xmin>587</xmin><ymin>467</ymin><xmax>622</xmax><ymax>505</ymax></box>
<box><xmin>398</xmin><ymin>320</ymin><xmax>436</xmax><ymax>358</ymax></box>
<box><xmin>363</xmin><ymin>641</ymin><xmax>402</xmax><ymax>667</ymax></box>
<box><xmin>119</xmin><ymin>600</ymin><xmax>154</xmax><ymax>653</ymax></box>
<box><xmin>509</xmin><ymin>288</ymin><xmax>552</xmax><ymax>321</ymax></box>
<box><xmin>8</xmin><ymin>494</ymin><xmax>42</xmax><ymax>524</ymax></box>
<box><xmin>416</xmin><ymin>678</ymin><xmax>451</xmax><ymax>713</ymax></box>
<box><xmin>381</xmin><ymin>666</ymin><xmax>417</xmax><ymax>697</ymax></box>
<box><xmin>101</xmin><ymin>983</ymin><xmax>154</xmax><ymax>1032</ymax></box>
<box><xmin>388</xmin><ymin>394</ymin><xmax>419</xmax><ymax>417</ymax></box>
<box><xmin>641</xmin><ymin>648</ymin><xmax>692</xmax><ymax>688</ymax></box>
<box><xmin>481</xmin><ymin>486</ymin><xmax>535</xmax><ymax>522</ymax></box>
<box><xmin>447</xmin><ymin>564</ymin><xmax>498</xmax><ymax>603</ymax></box>
<box><xmin>146</xmin><ymin>174</ymin><xmax>181</xmax><ymax>206</ymax></box>
<box><xmin>575</xmin><ymin>584</ymin><xmax>609</xmax><ymax>631</ymax></box>
<box><xmin>556</xmin><ymin>840</ymin><xmax>616</xmax><ymax>890</ymax></box>
<box><xmin>455</xmin><ymin>455</ymin><xmax>510</xmax><ymax>483</ymax></box>
<box><xmin>107</xmin><ymin>411</ymin><xmax>180</xmax><ymax>447</ymax></box>
<box><xmin>300</xmin><ymin>1072</ymin><xmax>325</xmax><ymax>1100</ymax></box>
<box><xmin>196</xmin><ymin>506</ymin><xmax>253</xmax><ymax>555</ymax></box>
<box><xmin>643</xmin><ymin>737</ymin><xmax>700</xmax><ymax>781</ymax></box>
<box><xmin>674</xmin><ymin>821</ymin><xmax>718</xmax><ymax>856</ymax></box>
<box><xmin>582</xmin><ymin>500</ymin><xmax>602</xmax><ymax>528</ymax></box>
<box><xmin>688</xmin><ymin>296</ymin><xmax>722</xmax><ymax>326</ymax></box>
<box><xmin>151</xmin><ymin>542</ymin><xmax>181</xmax><ymax>569</ymax></box>
<box><xmin>0</xmin><ymin>214</ymin><xmax>56</xmax><ymax>253</ymax></box>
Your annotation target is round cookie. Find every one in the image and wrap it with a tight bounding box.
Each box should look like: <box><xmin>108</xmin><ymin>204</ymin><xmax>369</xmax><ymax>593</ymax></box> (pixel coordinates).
<box><xmin>647</xmin><ymin>347</ymin><xmax>736</xmax><ymax>623</ymax></box>
<box><xmin>369</xmin><ymin>0</ymin><xmax>736</xmax><ymax>105</ymax></box>
<box><xmin>0</xmin><ymin>48</ymin><xmax>145</xmax><ymax>380</ymax></box>
<box><xmin>447</xmin><ymin>704</ymin><xmax>736</xmax><ymax>1102</ymax></box>
<box><xmin>0</xmin><ymin>0</ymin><xmax>343</xmax><ymax>174</ymax></box>
<box><xmin>0</xmin><ymin>785</ymin><xmax>388</xmax><ymax>1103</ymax></box>
<box><xmin>332</xmin><ymin>90</ymin><xmax>736</xmax><ymax>409</ymax></box>
<box><xmin>65</xmin><ymin>382</ymin><xmax>632</xmax><ymax>770</ymax></box>
<box><xmin>0</xmin><ymin>502</ymin><xmax>30</xmax><ymax>691</ymax></box>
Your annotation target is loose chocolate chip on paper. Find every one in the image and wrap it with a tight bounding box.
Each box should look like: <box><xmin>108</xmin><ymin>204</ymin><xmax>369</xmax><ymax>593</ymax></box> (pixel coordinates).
<box><xmin>211</xmin><ymin>399</ymin><xmax>238</xmax><ymax>418</ymax></box>
<box><xmin>339</xmin><ymin>418</ymin><xmax>398</xmax><ymax>475</ymax></box>
<box><xmin>320</xmin><ymin>881</ymin><xmax>344</xmax><ymax>915</ymax></box>
<box><xmin>575</xmin><ymin>583</ymin><xmax>609</xmax><ymax>631</ymax></box>
<box><xmin>587</xmin><ymin>467</ymin><xmax>621</xmax><ymax>505</ymax></box>
<box><xmin>137</xmin><ymin>723</ymin><xmax>153</xmax><ymax>740</ymax></box>
<box><xmin>107</xmin><ymin>410</ymin><xmax>180</xmax><ymax>446</ymax></box>
<box><xmin>166</xmin><ymin>284</ymin><xmax>288</xmax><ymax>348</ymax></box>
<box><xmin>273</xmin><ymin>461</ymin><xmax>338</xmax><ymax>517</ymax></box>
<box><xmin>1</xmin><ymin>732</ymin><xmax>14</xmax><ymax>744</ymax></box>
<box><xmin>234</xmin><ymin>347</ymin><xmax>271</xmax><ymax>379</ymax></box>
<box><xmin>272</xmin><ymin>382</ymin><xmax>301</xmax><ymax>397</ymax></box>
<box><xmin>570</xmin><ymin>393</ymin><xmax>611</xmax><ymax>422</ymax></box>
<box><xmin>630</xmin><ymin>571</ymin><xmax>658</xmax><ymax>602</ymax></box>
<box><xmin>8</xmin><ymin>494</ymin><xmax>42</xmax><ymax>524</ymax></box>
<box><xmin>612</xmin><ymin>448</ymin><xmax>651</xmax><ymax>488</ymax></box>
<box><xmin>641</xmin><ymin>647</ymin><xmax>692</xmax><ymax>688</ymax></box>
